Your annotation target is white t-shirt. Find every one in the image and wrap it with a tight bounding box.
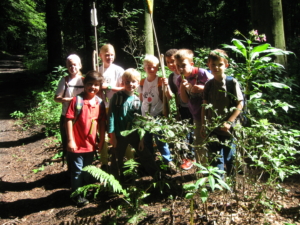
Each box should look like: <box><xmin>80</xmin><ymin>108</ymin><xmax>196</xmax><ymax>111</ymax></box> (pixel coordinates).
<box><xmin>55</xmin><ymin>76</ymin><xmax>84</xmax><ymax>115</ymax></box>
<box><xmin>138</xmin><ymin>76</ymin><xmax>163</xmax><ymax>117</ymax></box>
<box><xmin>99</xmin><ymin>64</ymin><xmax>124</xmax><ymax>108</ymax></box>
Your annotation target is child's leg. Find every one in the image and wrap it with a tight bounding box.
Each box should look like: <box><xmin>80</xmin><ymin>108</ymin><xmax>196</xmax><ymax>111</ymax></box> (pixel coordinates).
<box><xmin>220</xmin><ymin>136</ymin><xmax>236</xmax><ymax>176</ymax></box>
<box><xmin>110</xmin><ymin>136</ymin><xmax>129</xmax><ymax>181</ymax></box>
<box><xmin>129</xmin><ymin>131</ymin><xmax>159</xmax><ymax>177</ymax></box>
<box><xmin>143</xmin><ymin>131</ymin><xmax>154</xmax><ymax>155</ymax></box>
<box><xmin>154</xmin><ymin>133</ymin><xmax>172</xmax><ymax>163</ymax></box>
<box><xmin>194</xmin><ymin>120</ymin><xmax>207</xmax><ymax>165</ymax></box>
<box><xmin>82</xmin><ymin>152</ymin><xmax>94</xmax><ymax>186</ymax></box>
<box><xmin>60</xmin><ymin>115</ymin><xmax>71</xmax><ymax>173</ymax></box>
<box><xmin>68</xmin><ymin>152</ymin><xmax>93</xmax><ymax>192</ymax></box>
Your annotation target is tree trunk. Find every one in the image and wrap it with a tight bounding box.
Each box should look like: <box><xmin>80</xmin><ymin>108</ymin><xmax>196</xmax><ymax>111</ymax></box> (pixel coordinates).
<box><xmin>271</xmin><ymin>0</ymin><xmax>287</xmax><ymax>66</ymax></box>
<box><xmin>145</xmin><ymin>0</ymin><xmax>154</xmax><ymax>55</ymax></box>
<box><xmin>251</xmin><ymin>0</ymin><xmax>287</xmax><ymax>67</ymax></box>
<box><xmin>45</xmin><ymin>0</ymin><xmax>62</xmax><ymax>72</ymax></box>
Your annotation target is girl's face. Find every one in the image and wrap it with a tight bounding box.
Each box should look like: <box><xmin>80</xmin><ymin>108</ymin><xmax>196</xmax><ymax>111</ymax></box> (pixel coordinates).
<box><xmin>67</xmin><ymin>59</ymin><xmax>81</xmax><ymax>77</ymax></box>
<box><xmin>100</xmin><ymin>49</ymin><xmax>115</xmax><ymax>68</ymax></box>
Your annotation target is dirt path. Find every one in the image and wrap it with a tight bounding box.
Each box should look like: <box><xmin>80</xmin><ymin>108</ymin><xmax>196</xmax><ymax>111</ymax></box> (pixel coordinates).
<box><xmin>1</xmin><ymin>55</ymin><xmax>300</xmax><ymax>224</ymax></box>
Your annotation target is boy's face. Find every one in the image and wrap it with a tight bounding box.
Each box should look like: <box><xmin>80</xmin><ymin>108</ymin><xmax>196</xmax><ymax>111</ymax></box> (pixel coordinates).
<box><xmin>207</xmin><ymin>58</ymin><xmax>228</xmax><ymax>77</ymax></box>
<box><xmin>144</xmin><ymin>63</ymin><xmax>159</xmax><ymax>77</ymax></box>
<box><xmin>175</xmin><ymin>58</ymin><xmax>194</xmax><ymax>77</ymax></box>
<box><xmin>67</xmin><ymin>59</ymin><xmax>81</xmax><ymax>76</ymax></box>
<box><xmin>165</xmin><ymin>56</ymin><xmax>177</xmax><ymax>73</ymax></box>
<box><xmin>100</xmin><ymin>49</ymin><xmax>115</xmax><ymax>68</ymax></box>
<box><xmin>84</xmin><ymin>80</ymin><xmax>101</xmax><ymax>97</ymax></box>
<box><xmin>123</xmin><ymin>78</ymin><xmax>139</xmax><ymax>94</ymax></box>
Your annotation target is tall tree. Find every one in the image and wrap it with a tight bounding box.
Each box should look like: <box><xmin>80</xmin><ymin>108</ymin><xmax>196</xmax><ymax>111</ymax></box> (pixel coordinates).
<box><xmin>46</xmin><ymin>0</ymin><xmax>62</xmax><ymax>72</ymax></box>
<box><xmin>251</xmin><ymin>0</ymin><xmax>287</xmax><ymax>67</ymax></box>
<box><xmin>144</xmin><ymin>0</ymin><xmax>154</xmax><ymax>55</ymax></box>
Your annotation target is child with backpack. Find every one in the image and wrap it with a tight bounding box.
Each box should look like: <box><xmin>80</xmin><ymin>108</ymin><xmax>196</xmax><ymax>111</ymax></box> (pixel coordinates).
<box><xmin>165</xmin><ymin>49</ymin><xmax>195</xmax><ymax>170</ymax></box>
<box><xmin>175</xmin><ymin>49</ymin><xmax>213</xmax><ymax>165</ymax></box>
<box><xmin>138</xmin><ymin>54</ymin><xmax>176</xmax><ymax>174</ymax></box>
<box><xmin>54</xmin><ymin>54</ymin><xmax>84</xmax><ymax>174</ymax></box>
<box><xmin>201</xmin><ymin>49</ymin><xmax>244</xmax><ymax>178</ymax></box>
<box><xmin>108</xmin><ymin>68</ymin><xmax>159</xmax><ymax>181</ymax></box>
<box><xmin>65</xmin><ymin>71</ymin><xmax>106</xmax><ymax>206</ymax></box>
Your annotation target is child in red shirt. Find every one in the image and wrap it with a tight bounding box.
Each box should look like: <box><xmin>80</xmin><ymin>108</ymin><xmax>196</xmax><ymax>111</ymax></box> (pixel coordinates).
<box><xmin>66</xmin><ymin>71</ymin><xmax>106</xmax><ymax>206</ymax></box>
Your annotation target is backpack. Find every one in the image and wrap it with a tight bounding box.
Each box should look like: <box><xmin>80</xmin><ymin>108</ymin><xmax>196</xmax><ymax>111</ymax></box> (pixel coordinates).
<box><xmin>225</xmin><ymin>76</ymin><xmax>249</xmax><ymax>127</ymax></box>
<box><xmin>73</xmin><ymin>92</ymin><xmax>102</xmax><ymax>124</ymax></box>
<box><xmin>62</xmin><ymin>76</ymin><xmax>84</xmax><ymax>97</ymax></box>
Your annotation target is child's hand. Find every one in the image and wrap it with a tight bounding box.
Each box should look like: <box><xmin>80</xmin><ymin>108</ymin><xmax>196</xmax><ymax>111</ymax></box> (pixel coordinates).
<box><xmin>109</xmin><ymin>133</ymin><xmax>117</xmax><ymax>148</ymax></box>
<box><xmin>181</xmin><ymin>79</ymin><xmax>191</xmax><ymax>91</ymax></box>
<box><xmin>162</xmin><ymin>78</ymin><xmax>169</xmax><ymax>86</ymax></box>
<box><xmin>190</xmin><ymin>84</ymin><xmax>204</xmax><ymax>94</ymax></box>
<box><xmin>67</xmin><ymin>140</ymin><xmax>77</xmax><ymax>152</ymax></box>
<box><xmin>220</xmin><ymin>121</ymin><xmax>231</xmax><ymax>133</ymax></box>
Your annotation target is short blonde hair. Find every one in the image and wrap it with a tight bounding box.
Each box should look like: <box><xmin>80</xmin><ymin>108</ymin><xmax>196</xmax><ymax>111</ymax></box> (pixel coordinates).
<box><xmin>66</xmin><ymin>54</ymin><xmax>82</xmax><ymax>75</ymax></box>
<box><xmin>99</xmin><ymin>43</ymin><xmax>115</xmax><ymax>55</ymax></box>
<box><xmin>174</xmin><ymin>49</ymin><xmax>194</xmax><ymax>63</ymax></box>
<box><xmin>143</xmin><ymin>54</ymin><xmax>159</xmax><ymax>67</ymax></box>
<box><xmin>122</xmin><ymin>68</ymin><xmax>141</xmax><ymax>82</ymax></box>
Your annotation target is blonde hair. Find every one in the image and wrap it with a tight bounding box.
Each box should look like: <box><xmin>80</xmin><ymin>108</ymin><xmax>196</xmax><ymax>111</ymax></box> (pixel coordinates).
<box><xmin>99</xmin><ymin>44</ymin><xmax>115</xmax><ymax>55</ymax></box>
<box><xmin>174</xmin><ymin>49</ymin><xmax>194</xmax><ymax>63</ymax></box>
<box><xmin>143</xmin><ymin>54</ymin><xmax>159</xmax><ymax>67</ymax></box>
<box><xmin>66</xmin><ymin>54</ymin><xmax>82</xmax><ymax>75</ymax></box>
<box><xmin>122</xmin><ymin>68</ymin><xmax>141</xmax><ymax>82</ymax></box>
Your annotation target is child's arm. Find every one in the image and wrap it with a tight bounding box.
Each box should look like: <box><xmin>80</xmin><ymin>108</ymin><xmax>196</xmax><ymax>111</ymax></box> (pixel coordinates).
<box><xmin>179</xmin><ymin>79</ymin><xmax>191</xmax><ymax>103</ymax></box>
<box><xmin>98</xmin><ymin>119</ymin><xmax>106</xmax><ymax>152</ymax></box>
<box><xmin>102</xmin><ymin>83</ymin><xmax>124</xmax><ymax>92</ymax></box>
<box><xmin>54</xmin><ymin>95</ymin><xmax>73</xmax><ymax>103</ymax></box>
<box><xmin>220</xmin><ymin>100</ymin><xmax>243</xmax><ymax>132</ymax></box>
<box><xmin>109</xmin><ymin>132</ymin><xmax>117</xmax><ymax>148</ymax></box>
<box><xmin>66</xmin><ymin>118</ymin><xmax>76</xmax><ymax>152</ymax></box>
<box><xmin>190</xmin><ymin>84</ymin><xmax>205</xmax><ymax>94</ymax></box>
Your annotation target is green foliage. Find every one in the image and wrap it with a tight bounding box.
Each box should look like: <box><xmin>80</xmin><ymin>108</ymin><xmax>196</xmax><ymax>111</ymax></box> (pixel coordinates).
<box><xmin>123</xmin><ymin>159</ymin><xmax>140</xmax><ymax>178</ymax></box>
<box><xmin>10</xmin><ymin>66</ymin><xmax>68</xmax><ymax>140</ymax></box>
<box><xmin>32</xmin><ymin>165</ymin><xmax>45</xmax><ymax>174</ymax></box>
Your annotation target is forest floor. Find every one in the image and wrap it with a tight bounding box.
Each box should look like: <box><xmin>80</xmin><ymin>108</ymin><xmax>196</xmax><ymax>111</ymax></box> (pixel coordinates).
<box><xmin>1</xmin><ymin>54</ymin><xmax>300</xmax><ymax>225</ymax></box>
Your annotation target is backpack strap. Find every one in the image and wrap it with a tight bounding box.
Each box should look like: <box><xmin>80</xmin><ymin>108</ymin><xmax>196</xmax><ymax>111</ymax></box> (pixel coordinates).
<box><xmin>225</xmin><ymin>76</ymin><xmax>236</xmax><ymax>107</ymax></box>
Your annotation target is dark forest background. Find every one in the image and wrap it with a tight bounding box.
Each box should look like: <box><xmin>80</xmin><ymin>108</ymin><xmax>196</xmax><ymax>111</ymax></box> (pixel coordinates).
<box><xmin>0</xmin><ymin>0</ymin><xmax>299</xmax><ymax>74</ymax></box>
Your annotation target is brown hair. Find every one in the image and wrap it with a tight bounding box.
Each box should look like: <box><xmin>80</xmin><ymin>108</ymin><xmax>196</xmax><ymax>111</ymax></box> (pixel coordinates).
<box><xmin>165</xmin><ymin>49</ymin><xmax>178</xmax><ymax>57</ymax></box>
<box><xmin>83</xmin><ymin>71</ymin><xmax>104</xmax><ymax>85</ymax></box>
<box><xmin>174</xmin><ymin>49</ymin><xmax>194</xmax><ymax>63</ymax></box>
<box><xmin>207</xmin><ymin>49</ymin><xmax>228</xmax><ymax>64</ymax></box>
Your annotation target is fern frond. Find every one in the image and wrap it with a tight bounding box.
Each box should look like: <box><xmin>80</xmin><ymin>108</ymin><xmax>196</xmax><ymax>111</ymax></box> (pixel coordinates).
<box><xmin>83</xmin><ymin>165</ymin><xmax>127</xmax><ymax>195</ymax></box>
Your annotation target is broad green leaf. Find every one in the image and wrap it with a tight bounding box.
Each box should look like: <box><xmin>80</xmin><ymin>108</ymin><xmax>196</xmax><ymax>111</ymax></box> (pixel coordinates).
<box><xmin>200</xmin><ymin>189</ymin><xmax>208</xmax><ymax>203</ymax></box>
<box><xmin>195</xmin><ymin>177</ymin><xmax>207</xmax><ymax>188</ymax></box>
<box><xmin>185</xmin><ymin>193</ymin><xmax>194</xmax><ymax>199</ymax></box>
<box><xmin>208</xmin><ymin>175</ymin><xmax>215</xmax><ymax>191</ymax></box>
<box><xmin>137</xmin><ymin>129</ymin><xmax>146</xmax><ymax>140</ymax></box>
<box><xmin>250</xmin><ymin>92</ymin><xmax>262</xmax><ymax>100</ymax></box>
<box><xmin>264</xmin><ymin>82</ymin><xmax>291</xmax><ymax>90</ymax></box>
<box><xmin>121</xmin><ymin>129</ymin><xmax>137</xmax><ymax>137</ymax></box>
<box><xmin>232</xmin><ymin>39</ymin><xmax>247</xmax><ymax>58</ymax></box>
<box><xmin>183</xmin><ymin>183</ymin><xmax>196</xmax><ymax>191</ymax></box>
<box><xmin>217</xmin><ymin>179</ymin><xmax>231</xmax><ymax>191</ymax></box>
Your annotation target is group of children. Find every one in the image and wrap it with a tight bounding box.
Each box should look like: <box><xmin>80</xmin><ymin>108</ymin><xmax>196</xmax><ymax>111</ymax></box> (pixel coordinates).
<box><xmin>54</xmin><ymin>44</ymin><xmax>243</xmax><ymax>206</ymax></box>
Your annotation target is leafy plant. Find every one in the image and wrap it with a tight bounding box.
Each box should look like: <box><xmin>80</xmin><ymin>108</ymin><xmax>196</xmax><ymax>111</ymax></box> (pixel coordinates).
<box><xmin>32</xmin><ymin>165</ymin><xmax>45</xmax><ymax>174</ymax></box>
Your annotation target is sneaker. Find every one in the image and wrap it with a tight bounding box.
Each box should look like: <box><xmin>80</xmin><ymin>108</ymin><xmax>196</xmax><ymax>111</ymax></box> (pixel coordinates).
<box><xmin>180</xmin><ymin>159</ymin><xmax>195</xmax><ymax>170</ymax></box>
<box><xmin>167</xmin><ymin>161</ymin><xmax>177</xmax><ymax>175</ymax></box>
<box><xmin>72</xmin><ymin>195</ymin><xmax>89</xmax><ymax>207</ymax></box>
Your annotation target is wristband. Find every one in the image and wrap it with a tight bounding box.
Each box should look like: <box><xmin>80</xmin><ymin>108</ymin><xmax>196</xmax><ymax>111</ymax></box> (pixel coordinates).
<box><xmin>107</xmin><ymin>85</ymin><xmax>112</xmax><ymax>90</ymax></box>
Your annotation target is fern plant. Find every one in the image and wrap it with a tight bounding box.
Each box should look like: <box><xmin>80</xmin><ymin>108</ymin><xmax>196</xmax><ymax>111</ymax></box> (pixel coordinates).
<box><xmin>71</xmin><ymin>165</ymin><xmax>127</xmax><ymax>199</ymax></box>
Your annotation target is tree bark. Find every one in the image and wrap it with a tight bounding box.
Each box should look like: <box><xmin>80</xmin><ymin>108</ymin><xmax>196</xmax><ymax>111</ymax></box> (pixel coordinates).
<box><xmin>145</xmin><ymin>0</ymin><xmax>154</xmax><ymax>55</ymax></box>
<box><xmin>45</xmin><ymin>0</ymin><xmax>62</xmax><ymax>72</ymax></box>
<box><xmin>251</xmin><ymin>0</ymin><xmax>287</xmax><ymax>67</ymax></box>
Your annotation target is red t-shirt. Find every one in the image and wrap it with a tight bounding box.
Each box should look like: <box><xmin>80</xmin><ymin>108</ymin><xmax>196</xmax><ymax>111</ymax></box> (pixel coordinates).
<box><xmin>66</xmin><ymin>96</ymin><xmax>106</xmax><ymax>153</ymax></box>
